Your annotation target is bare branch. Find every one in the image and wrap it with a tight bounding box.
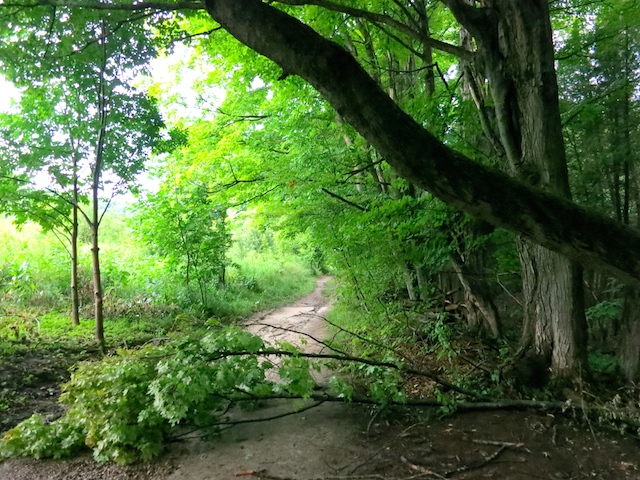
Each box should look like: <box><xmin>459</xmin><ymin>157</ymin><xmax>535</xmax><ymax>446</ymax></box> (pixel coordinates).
<box><xmin>321</xmin><ymin>187</ymin><xmax>367</xmax><ymax>211</ymax></box>
<box><xmin>173</xmin><ymin>25</ymin><xmax>221</xmax><ymax>43</ymax></box>
<box><xmin>275</xmin><ymin>0</ymin><xmax>472</xmax><ymax>60</ymax></box>
<box><xmin>208</xmin><ymin>177</ymin><xmax>265</xmax><ymax>194</ymax></box>
<box><xmin>341</xmin><ymin>159</ymin><xmax>384</xmax><ymax>182</ymax></box>
<box><xmin>229</xmin><ymin>185</ymin><xmax>279</xmax><ymax>208</ymax></box>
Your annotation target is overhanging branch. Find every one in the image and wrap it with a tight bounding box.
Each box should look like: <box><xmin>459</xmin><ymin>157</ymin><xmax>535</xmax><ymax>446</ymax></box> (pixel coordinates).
<box><xmin>204</xmin><ymin>0</ymin><xmax>640</xmax><ymax>284</ymax></box>
<box><xmin>275</xmin><ymin>0</ymin><xmax>473</xmax><ymax>60</ymax></box>
<box><xmin>321</xmin><ymin>188</ymin><xmax>367</xmax><ymax>211</ymax></box>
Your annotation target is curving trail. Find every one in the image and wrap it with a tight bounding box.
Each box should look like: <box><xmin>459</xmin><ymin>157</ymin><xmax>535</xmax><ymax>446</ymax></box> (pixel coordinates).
<box><xmin>163</xmin><ymin>275</ymin><xmax>372</xmax><ymax>480</ymax></box>
<box><xmin>0</xmin><ymin>276</ymin><xmax>372</xmax><ymax>480</ymax></box>
<box><xmin>244</xmin><ymin>275</ymin><xmax>333</xmax><ymax>354</ymax></box>
<box><xmin>4</xmin><ymin>276</ymin><xmax>634</xmax><ymax>479</ymax></box>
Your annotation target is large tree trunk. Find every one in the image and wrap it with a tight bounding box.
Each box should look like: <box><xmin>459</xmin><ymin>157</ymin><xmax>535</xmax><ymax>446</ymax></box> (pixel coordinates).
<box><xmin>203</xmin><ymin>0</ymin><xmax>640</xmax><ymax>286</ymax></box>
<box><xmin>91</xmin><ymin>24</ymin><xmax>107</xmax><ymax>354</ymax></box>
<box><xmin>446</xmin><ymin>0</ymin><xmax>588</xmax><ymax>377</ymax></box>
<box><xmin>522</xmin><ymin>244</ymin><xmax>587</xmax><ymax>374</ymax></box>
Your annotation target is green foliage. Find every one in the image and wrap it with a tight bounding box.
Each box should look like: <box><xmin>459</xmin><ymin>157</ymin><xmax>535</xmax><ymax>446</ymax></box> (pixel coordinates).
<box><xmin>419</xmin><ymin>312</ymin><xmax>455</xmax><ymax>358</ymax></box>
<box><xmin>0</xmin><ymin>5</ymin><xmax>163</xmax><ymax>219</ymax></box>
<box><xmin>588</xmin><ymin>352</ymin><xmax>619</xmax><ymax>374</ymax></box>
<box><xmin>0</xmin><ymin>414</ymin><xmax>85</xmax><ymax>460</ymax></box>
<box><xmin>0</xmin><ymin>211</ymin><xmax>317</xmax><ymax>351</ymax></box>
<box><xmin>586</xmin><ymin>300</ymin><xmax>623</xmax><ymax>324</ymax></box>
<box><xmin>0</xmin><ymin>327</ymin><xmax>323</xmax><ymax>463</ymax></box>
<box><xmin>359</xmin><ymin>363</ymin><xmax>407</xmax><ymax>405</ymax></box>
<box><xmin>133</xmin><ymin>181</ymin><xmax>231</xmax><ymax>307</ymax></box>
<box><xmin>585</xmin><ymin>300</ymin><xmax>623</xmax><ymax>347</ymax></box>
<box><xmin>0</xmin><ymin>218</ymin><xmax>73</xmax><ymax>306</ymax></box>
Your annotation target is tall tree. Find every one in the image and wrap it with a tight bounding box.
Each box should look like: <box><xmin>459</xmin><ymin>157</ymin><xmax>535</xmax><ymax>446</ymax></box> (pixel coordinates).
<box><xmin>4</xmin><ymin>0</ymin><xmax>640</xmax><ymax>363</ymax></box>
<box><xmin>0</xmin><ymin>5</ymin><xmax>162</xmax><ymax>349</ymax></box>
<box><xmin>557</xmin><ymin>0</ymin><xmax>640</xmax><ymax>380</ymax></box>
<box><xmin>441</xmin><ymin>1</ymin><xmax>588</xmax><ymax>376</ymax></box>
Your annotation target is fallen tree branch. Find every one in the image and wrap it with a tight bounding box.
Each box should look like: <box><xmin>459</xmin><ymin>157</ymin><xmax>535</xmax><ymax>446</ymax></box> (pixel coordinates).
<box><xmin>311</xmin><ymin>313</ymin><xmax>408</xmax><ymax>363</ymax></box>
<box><xmin>444</xmin><ymin>445</ymin><xmax>507</xmax><ymax>477</ymax></box>
<box><xmin>244</xmin><ymin>320</ymin><xmax>345</xmax><ymax>355</ymax></box>
<box><xmin>471</xmin><ymin>439</ymin><xmax>526</xmax><ymax>449</ymax></box>
<box><xmin>254</xmin><ymin>474</ymin><xmax>391</xmax><ymax>480</ymax></box>
<box><xmin>209</xmin><ymin>347</ymin><xmax>486</xmax><ymax>400</ymax></box>
<box><xmin>400</xmin><ymin>455</ymin><xmax>446</xmax><ymax>479</ymax></box>
<box><xmin>168</xmin><ymin>387</ymin><xmax>640</xmax><ymax>445</ymax></box>
<box><xmin>169</xmin><ymin>400</ymin><xmax>326</xmax><ymax>440</ymax></box>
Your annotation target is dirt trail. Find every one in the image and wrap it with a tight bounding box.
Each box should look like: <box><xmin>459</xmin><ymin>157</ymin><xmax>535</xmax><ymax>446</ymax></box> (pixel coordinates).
<box><xmin>244</xmin><ymin>275</ymin><xmax>332</xmax><ymax>354</ymax></box>
<box><xmin>0</xmin><ymin>276</ymin><xmax>377</xmax><ymax>480</ymax></box>
<box><xmin>162</xmin><ymin>275</ymin><xmax>374</xmax><ymax>480</ymax></box>
<box><xmin>2</xmin><ymin>276</ymin><xmax>640</xmax><ymax>480</ymax></box>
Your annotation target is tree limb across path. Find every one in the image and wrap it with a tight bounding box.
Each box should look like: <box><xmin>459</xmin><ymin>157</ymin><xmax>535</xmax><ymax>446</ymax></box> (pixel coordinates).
<box><xmin>203</xmin><ymin>0</ymin><xmax>640</xmax><ymax>284</ymax></box>
<box><xmin>2</xmin><ymin>0</ymin><xmax>639</xmax><ymax>282</ymax></box>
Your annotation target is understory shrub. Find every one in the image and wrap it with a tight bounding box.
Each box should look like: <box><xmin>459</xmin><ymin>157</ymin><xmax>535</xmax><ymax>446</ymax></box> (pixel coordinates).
<box><xmin>0</xmin><ymin>326</ymin><xmax>317</xmax><ymax>463</ymax></box>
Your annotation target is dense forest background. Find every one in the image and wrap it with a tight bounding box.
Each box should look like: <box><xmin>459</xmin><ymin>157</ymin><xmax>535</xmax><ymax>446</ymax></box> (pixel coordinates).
<box><xmin>0</xmin><ymin>0</ymin><xmax>639</xmax><ymax>465</ymax></box>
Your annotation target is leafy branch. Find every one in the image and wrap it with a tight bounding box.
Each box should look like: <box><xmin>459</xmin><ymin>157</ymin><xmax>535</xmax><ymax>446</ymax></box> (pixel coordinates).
<box><xmin>274</xmin><ymin>0</ymin><xmax>472</xmax><ymax>60</ymax></box>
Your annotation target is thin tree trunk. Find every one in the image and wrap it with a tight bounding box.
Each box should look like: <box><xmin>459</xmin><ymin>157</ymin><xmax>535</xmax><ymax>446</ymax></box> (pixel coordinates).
<box><xmin>91</xmin><ymin>218</ymin><xmax>104</xmax><ymax>352</ymax></box>
<box><xmin>91</xmin><ymin>19</ymin><xmax>108</xmax><ymax>353</ymax></box>
<box><xmin>415</xmin><ymin>265</ymin><xmax>430</xmax><ymax>302</ymax></box>
<box><xmin>450</xmin><ymin>12</ymin><xmax>505</xmax><ymax>337</ymax></box>
<box><xmin>403</xmin><ymin>268</ymin><xmax>417</xmax><ymax>302</ymax></box>
<box><xmin>70</xmin><ymin>156</ymin><xmax>80</xmax><ymax>327</ymax></box>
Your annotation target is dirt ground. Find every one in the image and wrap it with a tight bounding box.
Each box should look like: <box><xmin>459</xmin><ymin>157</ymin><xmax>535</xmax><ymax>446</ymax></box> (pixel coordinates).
<box><xmin>1</xmin><ymin>276</ymin><xmax>639</xmax><ymax>480</ymax></box>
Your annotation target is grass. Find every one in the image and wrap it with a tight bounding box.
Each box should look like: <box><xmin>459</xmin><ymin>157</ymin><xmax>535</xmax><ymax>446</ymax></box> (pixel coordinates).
<box><xmin>214</xmin><ymin>249</ymin><xmax>317</xmax><ymax>316</ymax></box>
<box><xmin>0</xmin><ymin>215</ymin><xmax>318</xmax><ymax>354</ymax></box>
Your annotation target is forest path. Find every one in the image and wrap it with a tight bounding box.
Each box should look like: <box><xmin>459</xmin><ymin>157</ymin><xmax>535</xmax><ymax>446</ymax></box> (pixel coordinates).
<box><xmin>1</xmin><ymin>275</ymin><xmax>377</xmax><ymax>480</ymax></box>
<box><xmin>162</xmin><ymin>275</ymin><xmax>375</xmax><ymax>480</ymax></box>
<box><xmin>2</xmin><ymin>276</ymin><xmax>639</xmax><ymax>479</ymax></box>
<box><xmin>244</xmin><ymin>274</ymin><xmax>333</xmax><ymax>355</ymax></box>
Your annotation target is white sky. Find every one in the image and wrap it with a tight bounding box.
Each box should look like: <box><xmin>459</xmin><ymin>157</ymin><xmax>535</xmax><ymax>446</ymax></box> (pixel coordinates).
<box><xmin>0</xmin><ymin>75</ymin><xmax>21</xmax><ymax>112</ymax></box>
<box><xmin>146</xmin><ymin>43</ymin><xmax>224</xmax><ymax>126</ymax></box>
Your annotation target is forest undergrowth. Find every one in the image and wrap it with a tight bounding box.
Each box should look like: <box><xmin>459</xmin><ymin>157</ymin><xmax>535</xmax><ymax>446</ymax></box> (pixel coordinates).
<box><xmin>1</xmin><ymin>217</ymin><xmax>640</xmax><ymax>466</ymax></box>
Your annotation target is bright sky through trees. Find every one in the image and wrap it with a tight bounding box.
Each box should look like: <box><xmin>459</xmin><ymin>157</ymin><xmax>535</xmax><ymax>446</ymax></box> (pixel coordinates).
<box><xmin>0</xmin><ymin>75</ymin><xmax>20</xmax><ymax>111</ymax></box>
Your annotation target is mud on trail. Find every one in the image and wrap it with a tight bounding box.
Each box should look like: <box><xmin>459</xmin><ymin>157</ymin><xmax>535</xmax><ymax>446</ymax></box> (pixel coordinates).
<box><xmin>2</xmin><ymin>276</ymin><xmax>640</xmax><ymax>480</ymax></box>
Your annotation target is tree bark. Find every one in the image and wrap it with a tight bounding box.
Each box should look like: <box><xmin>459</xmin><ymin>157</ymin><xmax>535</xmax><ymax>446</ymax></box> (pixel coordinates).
<box><xmin>459</xmin><ymin>0</ymin><xmax>588</xmax><ymax>377</ymax></box>
<box><xmin>620</xmin><ymin>285</ymin><xmax>640</xmax><ymax>382</ymax></box>
<box><xmin>451</xmin><ymin>252</ymin><xmax>501</xmax><ymax>337</ymax></box>
<box><xmin>203</xmin><ymin>0</ymin><xmax>640</xmax><ymax>286</ymax></box>
<box><xmin>71</xmin><ymin>154</ymin><xmax>80</xmax><ymax>327</ymax></box>
<box><xmin>91</xmin><ymin>217</ymin><xmax>105</xmax><ymax>352</ymax></box>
